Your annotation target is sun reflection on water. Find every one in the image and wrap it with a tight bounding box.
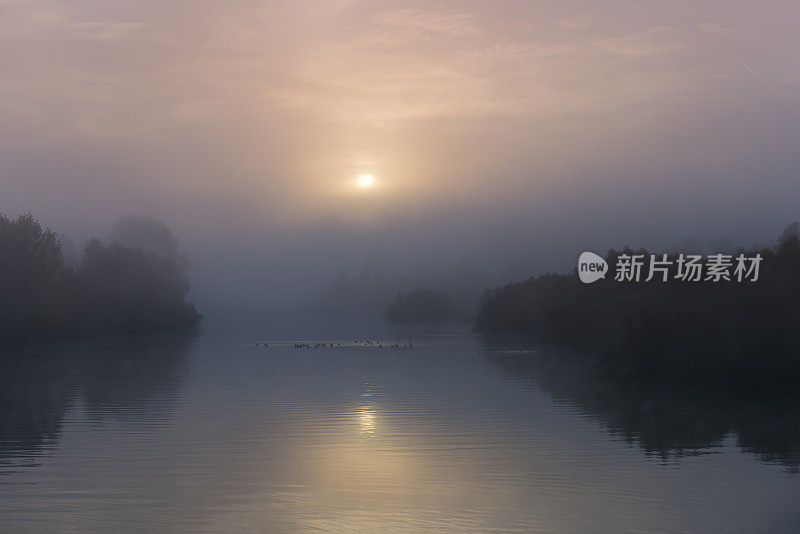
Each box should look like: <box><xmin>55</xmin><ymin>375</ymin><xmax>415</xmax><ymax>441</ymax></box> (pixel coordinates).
<box><xmin>356</xmin><ymin>405</ymin><xmax>377</xmax><ymax>434</ymax></box>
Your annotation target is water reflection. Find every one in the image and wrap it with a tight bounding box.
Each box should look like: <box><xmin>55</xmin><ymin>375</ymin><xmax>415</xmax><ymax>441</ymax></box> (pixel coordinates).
<box><xmin>356</xmin><ymin>404</ymin><xmax>377</xmax><ymax>434</ymax></box>
<box><xmin>483</xmin><ymin>338</ymin><xmax>800</xmax><ymax>473</ymax></box>
<box><xmin>0</xmin><ymin>332</ymin><xmax>194</xmax><ymax>472</ymax></box>
<box><xmin>0</xmin><ymin>349</ymin><xmax>73</xmax><ymax>467</ymax></box>
<box><xmin>2</xmin><ymin>328</ymin><xmax>799</xmax><ymax>533</ymax></box>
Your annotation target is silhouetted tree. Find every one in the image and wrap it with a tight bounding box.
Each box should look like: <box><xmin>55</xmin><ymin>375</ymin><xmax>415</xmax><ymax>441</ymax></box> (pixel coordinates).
<box><xmin>777</xmin><ymin>221</ymin><xmax>800</xmax><ymax>260</ymax></box>
<box><xmin>110</xmin><ymin>215</ymin><xmax>189</xmax><ymax>270</ymax></box>
<box><xmin>76</xmin><ymin>239</ymin><xmax>199</xmax><ymax>334</ymax></box>
<box><xmin>0</xmin><ymin>212</ymin><xmax>200</xmax><ymax>347</ymax></box>
<box><xmin>476</xmin><ymin>222</ymin><xmax>800</xmax><ymax>395</ymax></box>
<box><xmin>0</xmin><ymin>213</ymin><xmax>73</xmax><ymax>345</ymax></box>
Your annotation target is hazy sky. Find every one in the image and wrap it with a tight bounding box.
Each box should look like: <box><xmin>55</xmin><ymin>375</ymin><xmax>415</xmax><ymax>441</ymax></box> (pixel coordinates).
<box><xmin>2</xmin><ymin>1</ymin><xmax>800</xmax><ymax>314</ymax></box>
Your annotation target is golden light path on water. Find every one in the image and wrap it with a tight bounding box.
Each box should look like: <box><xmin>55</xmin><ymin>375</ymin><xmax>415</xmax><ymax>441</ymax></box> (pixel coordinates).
<box><xmin>2</xmin><ymin>330</ymin><xmax>799</xmax><ymax>533</ymax></box>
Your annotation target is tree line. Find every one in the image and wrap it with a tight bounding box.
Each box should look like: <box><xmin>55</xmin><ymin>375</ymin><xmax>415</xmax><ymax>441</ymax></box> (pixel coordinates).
<box><xmin>476</xmin><ymin>222</ymin><xmax>800</xmax><ymax>395</ymax></box>
<box><xmin>0</xmin><ymin>213</ymin><xmax>200</xmax><ymax>347</ymax></box>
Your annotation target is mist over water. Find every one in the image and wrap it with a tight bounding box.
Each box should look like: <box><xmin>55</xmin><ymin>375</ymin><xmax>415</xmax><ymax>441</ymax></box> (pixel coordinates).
<box><xmin>3</xmin><ymin>1</ymin><xmax>800</xmax><ymax>531</ymax></box>
<box><xmin>2</xmin><ymin>323</ymin><xmax>799</xmax><ymax>533</ymax></box>
<box><xmin>3</xmin><ymin>1</ymin><xmax>800</xmax><ymax>321</ymax></box>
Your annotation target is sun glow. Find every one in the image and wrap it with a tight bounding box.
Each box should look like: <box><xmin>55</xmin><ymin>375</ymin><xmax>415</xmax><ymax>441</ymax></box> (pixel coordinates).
<box><xmin>356</xmin><ymin>174</ymin><xmax>374</xmax><ymax>187</ymax></box>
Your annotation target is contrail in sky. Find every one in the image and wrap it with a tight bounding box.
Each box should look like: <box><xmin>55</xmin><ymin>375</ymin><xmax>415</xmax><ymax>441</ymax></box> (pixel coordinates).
<box><xmin>681</xmin><ymin>2</ymin><xmax>785</xmax><ymax>97</ymax></box>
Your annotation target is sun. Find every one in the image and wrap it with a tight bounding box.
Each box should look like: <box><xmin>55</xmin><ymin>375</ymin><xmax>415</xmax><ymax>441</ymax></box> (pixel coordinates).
<box><xmin>356</xmin><ymin>174</ymin><xmax>374</xmax><ymax>187</ymax></box>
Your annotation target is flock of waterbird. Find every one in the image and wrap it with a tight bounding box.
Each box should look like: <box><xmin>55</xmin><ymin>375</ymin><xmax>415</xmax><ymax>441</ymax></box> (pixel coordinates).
<box><xmin>350</xmin><ymin>339</ymin><xmax>414</xmax><ymax>349</ymax></box>
<box><xmin>255</xmin><ymin>339</ymin><xmax>414</xmax><ymax>349</ymax></box>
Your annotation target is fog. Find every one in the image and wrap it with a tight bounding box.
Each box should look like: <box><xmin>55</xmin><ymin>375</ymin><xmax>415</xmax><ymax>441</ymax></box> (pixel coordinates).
<box><xmin>2</xmin><ymin>0</ymin><xmax>799</xmax><ymax>324</ymax></box>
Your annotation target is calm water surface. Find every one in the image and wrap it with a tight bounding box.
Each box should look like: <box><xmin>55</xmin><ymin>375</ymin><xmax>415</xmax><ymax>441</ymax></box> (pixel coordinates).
<box><xmin>1</xmin><ymin>322</ymin><xmax>799</xmax><ymax>533</ymax></box>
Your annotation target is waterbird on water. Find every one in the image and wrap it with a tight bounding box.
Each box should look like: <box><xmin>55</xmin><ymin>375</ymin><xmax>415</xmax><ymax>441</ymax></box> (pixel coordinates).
<box><xmin>290</xmin><ymin>339</ymin><xmax>412</xmax><ymax>349</ymax></box>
